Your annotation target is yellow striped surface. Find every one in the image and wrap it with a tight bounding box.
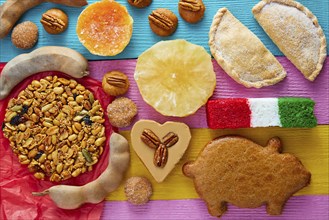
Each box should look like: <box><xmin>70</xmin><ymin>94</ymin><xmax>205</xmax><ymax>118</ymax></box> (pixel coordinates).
<box><xmin>106</xmin><ymin>126</ymin><xmax>329</xmax><ymax>201</ymax></box>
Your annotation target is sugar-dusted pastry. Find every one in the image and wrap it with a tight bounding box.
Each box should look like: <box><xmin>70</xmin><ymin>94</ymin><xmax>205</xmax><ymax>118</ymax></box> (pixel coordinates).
<box><xmin>183</xmin><ymin>136</ymin><xmax>311</xmax><ymax>217</ymax></box>
<box><xmin>209</xmin><ymin>8</ymin><xmax>286</xmax><ymax>88</ymax></box>
<box><xmin>252</xmin><ymin>0</ymin><xmax>327</xmax><ymax>81</ymax></box>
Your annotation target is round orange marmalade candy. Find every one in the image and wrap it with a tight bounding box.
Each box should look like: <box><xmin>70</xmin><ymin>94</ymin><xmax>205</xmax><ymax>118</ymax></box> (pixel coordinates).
<box><xmin>76</xmin><ymin>0</ymin><xmax>133</xmax><ymax>56</ymax></box>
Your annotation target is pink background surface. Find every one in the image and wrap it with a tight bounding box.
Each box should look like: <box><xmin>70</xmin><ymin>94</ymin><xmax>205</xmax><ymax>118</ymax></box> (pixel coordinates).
<box><xmin>88</xmin><ymin>58</ymin><xmax>329</xmax><ymax>130</ymax></box>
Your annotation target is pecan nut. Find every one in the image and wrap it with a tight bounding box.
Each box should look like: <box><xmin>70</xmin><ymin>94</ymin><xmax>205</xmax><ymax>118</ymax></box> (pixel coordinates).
<box><xmin>41</xmin><ymin>14</ymin><xmax>65</xmax><ymax>30</ymax></box>
<box><xmin>179</xmin><ymin>0</ymin><xmax>202</xmax><ymax>12</ymax></box>
<box><xmin>178</xmin><ymin>0</ymin><xmax>205</xmax><ymax>23</ymax></box>
<box><xmin>128</xmin><ymin>0</ymin><xmax>152</xmax><ymax>8</ymax></box>
<box><xmin>162</xmin><ymin>132</ymin><xmax>179</xmax><ymax>148</ymax></box>
<box><xmin>102</xmin><ymin>71</ymin><xmax>130</xmax><ymax>96</ymax></box>
<box><xmin>40</xmin><ymin>8</ymin><xmax>68</xmax><ymax>34</ymax></box>
<box><xmin>141</xmin><ymin>129</ymin><xmax>160</xmax><ymax>149</ymax></box>
<box><xmin>148</xmin><ymin>8</ymin><xmax>178</xmax><ymax>37</ymax></box>
<box><xmin>153</xmin><ymin>144</ymin><xmax>168</xmax><ymax>167</ymax></box>
<box><xmin>149</xmin><ymin>10</ymin><xmax>174</xmax><ymax>30</ymax></box>
<box><xmin>107</xmin><ymin>76</ymin><xmax>128</xmax><ymax>88</ymax></box>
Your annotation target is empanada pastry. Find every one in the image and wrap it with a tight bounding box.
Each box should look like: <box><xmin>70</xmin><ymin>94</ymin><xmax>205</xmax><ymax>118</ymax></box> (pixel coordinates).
<box><xmin>209</xmin><ymin>8</ymin><xmax>286</xmax><ymax>88</ymax></box>
<box><xmin>253</xmin><ymin>0</ymin><xmax>327</xmax><ymax>81</ymax></box>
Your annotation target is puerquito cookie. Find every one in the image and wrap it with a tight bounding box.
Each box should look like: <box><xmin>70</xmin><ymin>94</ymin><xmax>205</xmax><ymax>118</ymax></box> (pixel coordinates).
<box><xmin>183</xmin><ymin>136</ymin><xmax>311</xmax><ymax>217</ymax></box>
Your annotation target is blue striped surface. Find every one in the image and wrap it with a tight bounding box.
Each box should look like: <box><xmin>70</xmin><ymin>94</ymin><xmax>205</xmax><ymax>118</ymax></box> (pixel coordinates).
<box><xmin>0</xmin><ymin>0</ymin><xmax>328</xmax><ymax>62</ymax></box>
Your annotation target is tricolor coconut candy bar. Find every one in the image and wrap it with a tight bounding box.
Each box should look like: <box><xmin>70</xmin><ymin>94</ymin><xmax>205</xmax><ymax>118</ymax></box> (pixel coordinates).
<box><xmin>206</xmin><ymin>98</ymin><xmax>317</xmax><ymax>129</ymax></box>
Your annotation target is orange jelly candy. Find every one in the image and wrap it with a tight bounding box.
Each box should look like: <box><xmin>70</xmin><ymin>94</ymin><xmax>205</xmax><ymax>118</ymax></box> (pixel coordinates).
<box><xmin>76</xmin><ymin>0</ymin><xmax>133</xmax><ymax>56</ymax></box>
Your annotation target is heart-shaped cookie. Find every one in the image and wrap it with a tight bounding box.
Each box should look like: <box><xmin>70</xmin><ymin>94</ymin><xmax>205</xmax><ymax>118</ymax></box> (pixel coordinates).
<box><xmin>131</xmin><ymin>120</ymin><xmax>191</xmax><ymax>182</ymax></box>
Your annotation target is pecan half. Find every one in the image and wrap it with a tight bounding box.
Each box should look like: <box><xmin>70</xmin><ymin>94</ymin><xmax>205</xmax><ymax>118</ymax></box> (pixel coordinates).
<box><xmin>153</xmin><ymin>144</ymin><xmax>168</xmax><ymax>167</ymax></box>
<box><xmin>107</xmin><ymin>75</ymin><xmax>127</xmax><ymax>88</ymax></box>
<box><xmin>162</xmin><ymin>132</ymin><xmax>179</xmax><ymax>148</ymax></box>
<box><xmin>179</xmin><ymin>0</ymin><xmax>202</xmax><ymax>12</ymax></box>
<box><xmin>149</xmin><ymin>10</ymin><xmax>174</xmax><ymax>30</ymax></box>
<box><xmin>130</xmin><ymin>0</ymin><xmax>148</xmax><ymax>4</ymax></box>
<box><xmin>148</xmin><ymin>8</ymin><xmax>178</xmax><ymax>37</ymax></box>
<box><xmin>40</xmin><ymin>9</ymin><xmax>68</xmax><ymax>34</ymax></box>
<box><xmin>102</xmin><ymin>71</ymin><xmax>130</xmax><ymax>96</ymax></box>
<box><xmin>41</xmin><ymin>14</ymin><xmax>66</xmax><ymax>30</ymax></box>
<box><xmin>141</xmin><ymin>129</ymin><xmax>161</xmax><ymax>149</ymax></box>
<box><xmin>131</xmin><ymin>0</ymin><xmax>143</xmax><ymax>3</ymax></box>
<box><xmin>178</xmin><ymin>0</ymin><xmax>205</xmax><ymax>23</ymax></box>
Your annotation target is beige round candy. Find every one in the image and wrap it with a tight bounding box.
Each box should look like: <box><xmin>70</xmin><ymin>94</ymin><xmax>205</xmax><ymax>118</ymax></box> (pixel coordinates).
<box><xmin>107</xmin><ymin>97</ymin><xmax>137</xmax><ymax>128</ymax></box>
<box><xmin>11</xmin><ymin>21</ymin><xmax>38</xmax><ymax>49</ymax></box>
<box><xmin>124</xmin><ymin>176</ymin><xmax>153</xmax><ymax>205</ymax></box>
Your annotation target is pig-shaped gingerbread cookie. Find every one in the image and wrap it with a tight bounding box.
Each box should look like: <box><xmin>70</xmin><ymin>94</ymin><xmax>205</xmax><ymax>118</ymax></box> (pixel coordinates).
<box><xmin>183</xmin><ymin>136</ymin><xmax>311</xmax><ymax>217</ymax></box>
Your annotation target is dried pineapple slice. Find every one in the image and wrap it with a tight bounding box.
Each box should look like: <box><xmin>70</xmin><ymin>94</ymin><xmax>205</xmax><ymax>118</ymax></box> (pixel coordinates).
<box><xmin>76</xmin><ymin>0</ymin><xmax>133</xmax><ymax>56</ymax></box>
<box><xmin>134</xmin><ymin>39</ymin><xmax>216</xmax><ymax>117</ymax></box>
